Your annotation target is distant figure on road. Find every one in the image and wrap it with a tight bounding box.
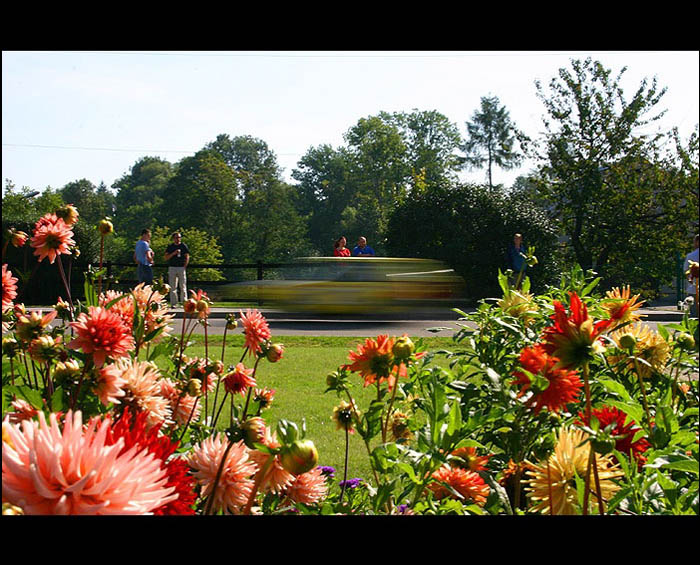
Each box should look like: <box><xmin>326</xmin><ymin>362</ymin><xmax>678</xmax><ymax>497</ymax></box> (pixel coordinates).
<box><xmin>507</xmin><ymin>233</ymin><xmax>526</xmax><ymax>275</ymax></box>
<box><xmin>134</xmin><ymin>229</ymin><xmax>155</xmax><ymax>285</ymax></box>
<box><xmin>165</xmin><ymin>231</ymin><xmax>190</xmax><ymax>307</ymax></box>
<box><xmin>333</xmin><ymin>236</ymin><xmax>351</xmax><ymax>257</ymax></box>
<box><xmin>684</xmin><ymin>233</ymin><xmax>699</xmax><ymax>317</ymax></box>
<box><xmin>352</xmin><ymin>236</ymin><xmax>376</xmax><ymax>257</ymax></box>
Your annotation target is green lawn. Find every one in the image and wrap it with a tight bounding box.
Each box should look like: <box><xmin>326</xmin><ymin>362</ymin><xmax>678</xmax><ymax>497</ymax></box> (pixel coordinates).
<box><xmin>3</xmin><ymin>333</ymin><xmax>458</xmax><ymax>490</ymax></box>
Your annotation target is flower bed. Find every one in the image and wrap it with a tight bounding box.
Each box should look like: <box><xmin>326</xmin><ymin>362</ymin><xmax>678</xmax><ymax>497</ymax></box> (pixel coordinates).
<box><xmin>2</xmin><ymin>207</ymin><xmax>698</xmax><ymax>515</ymax></box>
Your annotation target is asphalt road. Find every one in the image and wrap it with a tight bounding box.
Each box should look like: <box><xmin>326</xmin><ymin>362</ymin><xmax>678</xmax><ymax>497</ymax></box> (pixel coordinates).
<box><xmin>185</xmin><ymin>315</ymin><xmax>675</xmax><ymax>338</ymax></box>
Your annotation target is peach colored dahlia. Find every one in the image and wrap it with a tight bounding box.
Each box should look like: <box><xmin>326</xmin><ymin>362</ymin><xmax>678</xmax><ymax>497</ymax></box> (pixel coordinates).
<box><xmin>30</xmin><ymin>214</ymin><xmax>75</xmax><ymax>264</ymax></box>
<box><xmin>68</xmin><ymin>306</ymin><xmax>134</xmax><ymax>368</ymax></box>
<box><xmin>2</xmin><ymin>411</ymin><xmax>179</xmax><ymax>515</ymax></box>
<box><xmin>187</xmin><ymin>434</ymin><xmax>258</xmax><ymax>515</ymax></box>
<box><xmin>159</xmin><ymin>378</ymin><xmax>200</xmax><ymax>427</ymax></box>
<box><xmin>284</xmin><ymin>466</ymin><xmax>329</xmax><ymax>505</ymax></box>
<box><xmin>249</xmin><ymin>425</ymin><xmax>295</xmax><ymax>494</ymax></box>
<box><xmin>94</xmin><ymin>363</ymin><xmax>128</xmax><ymax>406</ymax></box>
<box><xmin>116</xmin><ymin>358</ymin><xmax>172</xmax><ymax>429</ymax></box>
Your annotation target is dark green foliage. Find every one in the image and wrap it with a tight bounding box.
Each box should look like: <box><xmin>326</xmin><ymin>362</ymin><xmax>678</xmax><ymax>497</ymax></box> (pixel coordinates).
<box><xmin>386</xmin><ymin>183</ymin><xmax>561</xmax><ymax>300</ymax></box>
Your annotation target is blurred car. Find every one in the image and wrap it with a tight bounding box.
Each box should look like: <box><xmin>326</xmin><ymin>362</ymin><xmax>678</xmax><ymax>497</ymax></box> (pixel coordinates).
<box><xmin>220</xmin><ymin>257</ymin><xmax>464</xmax><ymax>315</ymax></box>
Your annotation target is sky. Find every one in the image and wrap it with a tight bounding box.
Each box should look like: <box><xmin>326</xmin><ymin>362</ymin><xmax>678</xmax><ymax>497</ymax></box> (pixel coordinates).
<box><xmin>2</xmin><ymin>50</ymin><xmax>698</xmax><ymax>195</ymax></box>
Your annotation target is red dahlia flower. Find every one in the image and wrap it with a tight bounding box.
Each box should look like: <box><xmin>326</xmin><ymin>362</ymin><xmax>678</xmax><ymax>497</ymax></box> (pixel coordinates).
<box><xmin>541</xmin><ymin>292</ymin><xmax>611</xmax><ymax>369</ymax></box>
<box><xmin>106</xmin><ymin>408</ymin><xmax>197</xmax><ymax>515</ymax></box>
<box><xmin>512</xmin><ymin>344</ymin><xmax>583</xmax><ymax>414</ymax></box>
<box><xmin>577</xmin><ymin>405</ymin><xmax>650</xmax><ymax>466</ymax></box>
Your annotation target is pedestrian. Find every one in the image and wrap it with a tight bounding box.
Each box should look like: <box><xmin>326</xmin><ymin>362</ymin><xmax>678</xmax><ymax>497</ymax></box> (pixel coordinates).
<box><xmin>507</xmin><ymin>233</ymin><xmax>526</xmax><ymax>274</ymax></box>
<box><xmin>683</xmin><ymin>233</ymin><xmax>699</xmax><ymax>317</ymax></box>
<box><xmin>134</xmin><ymin>229</ymin><xmax>154</xmax><ymax>285</ymax></box>
<box><xmin>333</xmin><ymin>236</ymin><xmax>351</xmax><ymax>257</ymax></box>
<box><xmin>165</xmin><ymin>231</ymin><xmax>190</xmax><ymax>307</ymax></box>
<box><xmin>352</xmin><ymin>236</ymin><xmax>376</xmax><ymax>257</ymax></box>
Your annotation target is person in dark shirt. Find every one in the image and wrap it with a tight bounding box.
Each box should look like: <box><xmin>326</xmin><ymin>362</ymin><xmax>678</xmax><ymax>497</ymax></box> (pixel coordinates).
<box><xmin>165</xmin><ymin>232</ymin><xmax>190</xmax><ymax>307</ymax></box>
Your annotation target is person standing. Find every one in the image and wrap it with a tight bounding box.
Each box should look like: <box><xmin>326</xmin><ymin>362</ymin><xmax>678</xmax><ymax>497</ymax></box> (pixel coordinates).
<box><xmin>352</xmin><ymin>236</ymin><xmax>376</xmax><ymax>257</ymax></box>
<box><xmin>165</xmin><ymin>231</ymin><xmax>190</xmax><ymax>307</ymax></box>
<box><xmin>507</xmin><ymin>233</ymin><xmax>526</xmax><ymax>275</ymax></box>
<box><xmin>333</xmin><ymin>236</ymin><xmax>351</xmax><ymax>257</ymax></box>
<box><xmin>683</xmin><ymin>234</ymin><xmax>699</xmax><ymax>317</ymax></box>
<box><xmin>134</xmin><ymin>229</ymin><xmax>155</xmax><ymax>285</ymax></box>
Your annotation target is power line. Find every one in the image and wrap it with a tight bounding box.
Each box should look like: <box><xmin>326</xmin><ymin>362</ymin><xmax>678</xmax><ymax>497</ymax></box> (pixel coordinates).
<box><xmin>2</xmin><ymin>142</ymin><xmax>303</xmax><ymax>157</ymax></box>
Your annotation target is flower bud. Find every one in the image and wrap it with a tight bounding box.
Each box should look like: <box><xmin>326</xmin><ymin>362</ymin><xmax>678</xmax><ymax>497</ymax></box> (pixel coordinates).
<box><xmin>225</xmin><ymin>314</ymin><xmax>238</xmax><ymax>330</ymax></box>
<box><xmin>55</xmin><ymin>204</ymin><xmax>79</xmax><ymax>226</ymax></box>
<box><xmin>97</xmin><ymin>219</ymin><xmax>114</xmax><ymax>235</ymax></box>
<box><xmin>2</xmin><ymin>336</ymin><xmax>20</xmax><ymax>358</ymax></box>
<box><xmin>54</xmin><ymin>359</ymin><xmax>81</xmax><ymax>381</ymax></box>
<box><xmin>676</xmin><ymin>332</ymin><xmax>695</xmax><ymax>351</ymax></box>
<box><xmin>266</xmin><ymin>343</ymin><xmax>284</xmax><ymax>363</ymax></box>
<box><xmin>28</xmin><ymin>335</ymin><xmax>62</xmax><ymax>363</ymax></box>
<box><xmin>392</xmin><ymin>335</ymin><xmax>414</xmax><ymax>360</ymax></box>
<box><xmin>279</xmin><ymin>439</ymin><xmax>319</xmax><ymax>475</ymax></box>
<box><xmin>11</xmin><ymin>230</ymin><xmax>28</xmax><ymax>248</ymax></box>
<box><xmin>241</xmin><ymin>417</ymin><xmax>267</xmax><ymax>448</ymax></box>
<box><xmin>183</xmin><ymin>298</ymin><xmax>197</xmax><ymax>313</ymax></box>
<box><xmin>186</xmin><ymin>379</ymin><xmax>202</xmax><ymax>397</ymax></box>
<box><xmin>618</xmin><ymin>333</ymin><xmax>637</xmax><ymax>350</ymax></box>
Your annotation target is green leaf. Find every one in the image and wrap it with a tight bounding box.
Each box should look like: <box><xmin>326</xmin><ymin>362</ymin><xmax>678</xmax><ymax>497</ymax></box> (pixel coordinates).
<box><xmin>3</xmin><ymin>385</ymin><xmax>43</xmax><ymax>410</ymax></box>
<box><xmin>660</xmin><ymin>460</ymin><xmax>698</xmax><ymax>475</ymax></box>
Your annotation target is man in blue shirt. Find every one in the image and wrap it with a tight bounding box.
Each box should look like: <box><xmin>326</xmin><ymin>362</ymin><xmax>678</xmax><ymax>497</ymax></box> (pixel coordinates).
<box><xmin>134</xmin><ymin>228</ymin><xmax>155</xmax><ymax>284</ymax></box>
<box><xmin>352</xmin><ymin>236</ymin><xmax>376</xmax><ymax>257</ymax></box>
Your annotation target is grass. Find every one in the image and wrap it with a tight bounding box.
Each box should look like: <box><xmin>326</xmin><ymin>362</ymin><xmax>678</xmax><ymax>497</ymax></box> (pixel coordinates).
<box><xmin>169</xmin><ymin>334</ymin><xmax>457</xmax><ymax>484</ymax></box>
<box><xmin>3</xmin><ymin>332</ymin><xmax>459</xmax><ymax>490</ymax></box>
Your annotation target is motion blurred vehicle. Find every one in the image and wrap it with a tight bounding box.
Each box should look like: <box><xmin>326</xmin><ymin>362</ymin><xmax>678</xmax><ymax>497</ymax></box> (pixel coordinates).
<box><xmin>221</xmin><ymin>257</ymin><xmax>465</xmax><ymax>315</ymax></box>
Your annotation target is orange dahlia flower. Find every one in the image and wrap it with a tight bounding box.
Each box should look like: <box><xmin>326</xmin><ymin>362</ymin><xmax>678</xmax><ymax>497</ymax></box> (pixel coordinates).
<box><xmin>30</xmin><ymin>214</ymin><xmax>75</xmax><ymax>264</ymax></box>
<box><xmin>429</xmin><ymin>465</ymin><xmax>490</xmax><ymax>506</ymax></box>
<box><xmin>601</xmin><ymin>285</ymin><xmax>646</xmax><ymax>329</ymax></box>
<box><xmin>343</xmin><ymin>334</ymin><xmax>401</xmax><ymax>388</ymax></box>
<box><xmin>223</xmin><ymin>362</ymin><xmax>257</xmax><ymax>395</ymax></box>
<box><xmin>68</xmin><ymin>306</ymin><xmax>134</xmax><ymax>368</ymax></box>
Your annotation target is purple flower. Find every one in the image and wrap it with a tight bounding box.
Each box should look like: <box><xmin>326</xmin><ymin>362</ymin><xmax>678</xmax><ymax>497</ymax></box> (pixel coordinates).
<box><xmin>339</xmin><ymin>478</ymin><xmax>363</xmax><ymax>489</ymax></box>
<box><xmin>318</xmin><ymin>465</ymin><xmax>336</xmax><ymax>478</ymax></box>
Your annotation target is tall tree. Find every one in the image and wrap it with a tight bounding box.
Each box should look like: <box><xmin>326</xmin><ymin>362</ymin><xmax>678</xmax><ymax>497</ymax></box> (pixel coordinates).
<box><xmin>112</xmin><ymin>156</ymin><xmax>174</xmax><ymax>238</ymax></box>
<box><xmin>532</xmin><ymin>57</ymin><xmax>675</xmax><ymax>286</ymax></box>
<box><xmin>462</xmin><ymin>95</ymin><xmax>525</xmax><ymax>191</ymax></box>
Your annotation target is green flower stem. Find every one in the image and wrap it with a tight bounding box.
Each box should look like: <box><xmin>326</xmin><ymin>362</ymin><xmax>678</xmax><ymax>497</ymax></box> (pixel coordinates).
<box><xmin>339</xmin><ymin>426</ymin><xmax>350</xmax><ymax>504</ymax></box>
<box><xmin>631</xmin><ymin>356</ymin><xmax>652</xmax><ymax>425</ymax></box>
<box><xmin>382</xmin><ymin>376</ymin><xmax>400</xmax><ymax>444</ymax></box>
<box><xmin>212</xmin><ymin>391</ymin><xmax>229</xmax><ymax>429</ymax></box>
<box><xmin>240</xmin><ymin>356</ymin><xmax>262</xmax><ymax>422</ymax></box>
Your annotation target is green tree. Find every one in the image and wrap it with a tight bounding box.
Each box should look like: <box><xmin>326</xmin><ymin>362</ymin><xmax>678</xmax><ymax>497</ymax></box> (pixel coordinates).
<box><xmin>160</xmin><ymin>149</ymin><xmax>241</xmax><ymax>261</ymax></box>
<box><xmin>112</xmin><ymin>156</ymin><xmax>174</xmax><ymax>238</ymax></box>
<box><xmin>531</xmin><ymin>57</ymin><xmax>684</xmax><ymax>293</ymax></box>
<box><xmin>150</xmin><ymin>226</ymin><xmax>224</xmax><ymax>281</ymax></box>
<box><xmin>386</xmin><ymin>182</ymin><xmax>561</xmax><ymax>300</ymax></box>
<box><xmin>463</xmin><ymin>95</ymin><xmax>526</xmax><ymax>191</ymax></box>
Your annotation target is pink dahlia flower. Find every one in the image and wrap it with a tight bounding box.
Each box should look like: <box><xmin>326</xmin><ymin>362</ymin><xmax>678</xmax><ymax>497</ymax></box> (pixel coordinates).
<box><xmin>2</xmin><ymin>411</ymin><xmax>178</xmax><ymax>515</ymax></box>
<box><xmin>68</xmin><ymin>306</ymin><xmax>134</xmax><ymax>368</ymax></box>
<box><xmin>2</xmin><ymin>264</ymin><xmax>18</xmax><ymax>312</ymax></box>
<box><xmin>115</xmin><ymin>359</ymin><xmax>172</xmax><ymax>429</ymax></box>
<box><xmin>249</xmin><ymin>425</ymin><xmax>295</xmax><ymax>495</ymax></box>
<box><xmin>30</xmin><ymin>214</ymin><xmax>76</xmax><ymax>264</ymax></box>
<box><xmin>187</xmin><ymin>434</ymin><xmax>258</xmax><ymax>515</ymax></box>
<box><xmin>239</xmin><ymin>308</ymin><xmax>272</xmax><ymax>356</ymax></box>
